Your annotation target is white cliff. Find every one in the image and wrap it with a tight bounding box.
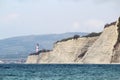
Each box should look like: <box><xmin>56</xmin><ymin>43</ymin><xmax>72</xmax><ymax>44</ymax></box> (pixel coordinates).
<box><xmin>82</xmin><ymin>21</ymin><xmax>118</xmax><ymax>64</ymax></box>
<box><xmin>26</xmin><ymin>37</ymin><xmax>98</xmax><ymax>64</ymax></box>
<box><xmin>26</xmin><ymin>17</ymin><xmax>120</xmax><ymax>64</ymax></box>
<box><xmin>26</xmin><ymin>55</ymin><xmax>39</xmax><ymax>64</ymax></box>
<box><xmin>38</xmin><ymin>37</ymin><xmax>98</xmax><ymax>63</ymax></box>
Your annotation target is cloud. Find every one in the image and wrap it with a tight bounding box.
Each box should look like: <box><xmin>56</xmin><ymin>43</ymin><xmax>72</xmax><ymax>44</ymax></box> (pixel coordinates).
<box><xmin>86</xmin><ymin>19</ymin><xmax>104</xmax><ymax>28</ymax></box>
<box><xmin>4</xmin><ymin>13</ymin><xmax>20</xmax><ymax>21</ymax></box>
<box><xmin>72</xmin><ymin>21</ymin><xmax>80</xmax><ymax>30</ymax></box>
<box><xmin>93</xmin><ymin>0</ymin><xmax>120</xmax><ymax>5</ymax></box>
<box><xmin>2</xmin><ymin>13</ymin><xmax>20</xmax><ymax>22</ymax></box>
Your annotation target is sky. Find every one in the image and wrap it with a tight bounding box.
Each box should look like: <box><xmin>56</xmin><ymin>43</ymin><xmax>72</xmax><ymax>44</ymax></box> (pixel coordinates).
<box><xmin>0</xmin><ymin>0</ymin><xmax>120</xmax><ymax>39</ymax></box>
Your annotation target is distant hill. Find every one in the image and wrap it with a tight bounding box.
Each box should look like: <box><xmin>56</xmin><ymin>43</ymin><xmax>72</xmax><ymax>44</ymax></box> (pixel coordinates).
<box><xmin>0</xmin><ymin>32</ymin><xmax>88</xmax><ymax>59</ymax></box>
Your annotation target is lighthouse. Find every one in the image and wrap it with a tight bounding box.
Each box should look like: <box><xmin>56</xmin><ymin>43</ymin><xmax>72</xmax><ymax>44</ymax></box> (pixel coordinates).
<box><xmin>36</xmin><ymin>43</ymin><xmax>39</xmax><ymax>53</ymax></box>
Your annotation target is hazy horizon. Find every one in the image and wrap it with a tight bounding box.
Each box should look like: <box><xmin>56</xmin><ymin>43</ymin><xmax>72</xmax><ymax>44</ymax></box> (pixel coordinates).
<box><xmin>0</xmin><ymin>32</ymin><xmax>88</xmax><ymax>40</ymax></box>
<box><xmin>0</xmin><ymin>0</ymin><xmax>120</xmax><ymax>39</ymax></box>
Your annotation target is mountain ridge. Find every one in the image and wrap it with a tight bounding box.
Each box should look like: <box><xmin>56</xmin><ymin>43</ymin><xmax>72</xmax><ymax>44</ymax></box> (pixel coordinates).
<box><xmin>0</xmin><ymin>32</ymin><xmax>88</xmax><ymax>59</ymax></box>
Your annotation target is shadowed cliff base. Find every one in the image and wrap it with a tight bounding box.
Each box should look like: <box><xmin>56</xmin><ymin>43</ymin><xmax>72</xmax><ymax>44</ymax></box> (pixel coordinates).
<box><xmin>111</xmin><ymin>17</ymin><xmax>120</xmax><ymax>63</ymax></box>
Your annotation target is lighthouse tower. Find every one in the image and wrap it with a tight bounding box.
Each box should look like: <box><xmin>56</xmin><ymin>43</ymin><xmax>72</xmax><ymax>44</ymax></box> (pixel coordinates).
<box><xmin>36</xmin><ymin>43</ymin><xmax>39</xmax><ymax>53</ymax></box>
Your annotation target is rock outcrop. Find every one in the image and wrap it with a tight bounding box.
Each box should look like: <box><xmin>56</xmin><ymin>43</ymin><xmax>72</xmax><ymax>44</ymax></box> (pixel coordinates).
<box><xmin>26</xmin><ymin>55</ymin><xmax>39</xmax><ymax>64</ymax></box>
<box><xmin>39</xmin><ymin>37</ymin><xmax>98</xmax><ymax>64</ymax></box>
<box><xmin>111</xmin><ymin>17</ymin><xmax>120</xmax><ymax>63</ymax></box>
<box><xmin>82</xmin><ymin>21</ymin><xmax>118</xmax><ymax>64</ymax></box>
<box><xmin>26</xmin><ymin>17</ymin><xmax>120</xmax><ymax>64</ymax></box>
<box><xmin>26</xmin><ymin>37</ymin><xmax>98</xmax><ymax>64</ymax></box>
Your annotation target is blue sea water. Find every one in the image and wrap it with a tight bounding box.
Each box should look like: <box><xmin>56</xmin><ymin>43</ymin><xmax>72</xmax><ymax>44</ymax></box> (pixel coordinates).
<box><xmin>0</xmin><ymin>64</ymin><xmax>120</xmax><ymax>80</ymax></box>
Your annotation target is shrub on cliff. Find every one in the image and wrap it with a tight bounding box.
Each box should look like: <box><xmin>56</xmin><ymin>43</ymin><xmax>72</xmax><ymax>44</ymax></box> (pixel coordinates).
<box><xmin>30</xmin><ymin>49</ymin><xmax>51</xmax><ymax>55</ymax></box>
<box><xmin>55</xmin><ymin>35</ymin><xmax>80</xmax><ymax>43</ymax></box>
<box><xmin>83</xmin><ymin>32</ymin><xmax>101</xmax><ymax>37</ymax></box>
<box><xmin>73</xmin><ymin>35</ymin><xmax>80</xmax><ymax>40</ymax></box>
<box><xmin>104</xmin><ymin>22</ymin><xmax>116</xmax><ymax>28</ymax></box>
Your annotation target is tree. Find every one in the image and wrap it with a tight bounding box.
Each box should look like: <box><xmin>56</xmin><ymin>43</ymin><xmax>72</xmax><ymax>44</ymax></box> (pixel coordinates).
<box><xmin>73</xmin><ymin>35</ymin><xmax>80</xmax><ymax>40</ymax></box>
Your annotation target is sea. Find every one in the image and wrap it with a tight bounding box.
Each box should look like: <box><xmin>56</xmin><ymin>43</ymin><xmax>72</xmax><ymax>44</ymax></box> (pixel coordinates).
<box><xmin>0</xmin><ymin>64</ymin><xmax>120</xmax><ymax>80</ymax></box>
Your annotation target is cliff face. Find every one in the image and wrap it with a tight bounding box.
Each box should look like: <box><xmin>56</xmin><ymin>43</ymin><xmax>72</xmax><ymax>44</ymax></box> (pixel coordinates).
<box><xmin>26</xmin><ymin>55</ymin><xmax>38</xmax><ymax>64</ymax></box>
<box><xmin>38</xmin><ymin>37</ymin><xmax>98</xmax><ymax>63</ymax></box>
<box><xmin>26</xmin><ymin>37</ymin><xmax>98</xmax><ymax>64</ymax></box>
<box><xmin>26</xmin><ymin>18</ymin><xmax>120</xmax><ymax>64</ymax></box>
<box><xmin>111</xmin><ymin>18</ymin><xmax>120</xmax><ymax>63</ymax></box>
<box><xmin>82</xmin><ymin>21</ymin><xmax>118</xmax><ymax>64</ymax></box>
